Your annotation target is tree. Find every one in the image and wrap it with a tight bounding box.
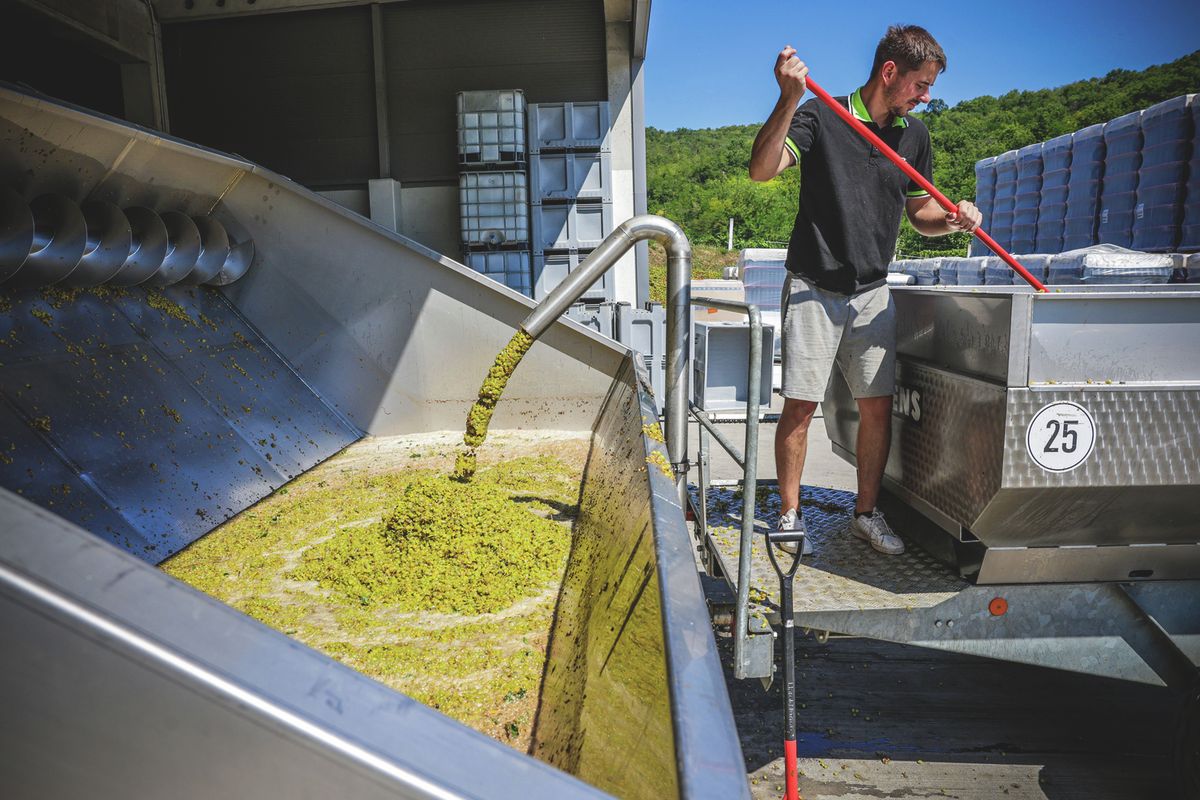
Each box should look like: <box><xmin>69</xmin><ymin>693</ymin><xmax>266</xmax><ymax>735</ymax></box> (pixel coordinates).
<box><xmin>649</xmin><ymin>50</ymin><xmax>1200</xmax><ymax>256</ymax></box>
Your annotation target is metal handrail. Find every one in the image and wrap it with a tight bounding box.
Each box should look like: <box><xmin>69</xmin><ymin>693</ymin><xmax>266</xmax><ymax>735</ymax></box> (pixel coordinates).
<box><xmin>522</xmin><ymin>214</ymin><xmax>692</xmax><ymax>508</ymax></box>
<box><xmin>523</xmin><ymin>221</ymin><xmax>763</xmax><ymax>678</ymax></box>
<box><xmin>686</xmin><ymin>296</ymin><xmax>763</xmax><ymax>680</ymax></box>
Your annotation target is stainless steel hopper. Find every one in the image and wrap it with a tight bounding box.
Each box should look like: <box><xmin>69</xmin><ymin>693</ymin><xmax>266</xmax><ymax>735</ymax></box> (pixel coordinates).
<box><xmin>0</xmin><ymin>85</ymin><xmax>747</xmax><ymax>799</ymax></box>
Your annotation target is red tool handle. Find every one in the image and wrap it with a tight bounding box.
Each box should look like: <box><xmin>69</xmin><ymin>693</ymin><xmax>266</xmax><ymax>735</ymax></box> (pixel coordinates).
<box><xmin>784</xmin><ymin>739</ymin><xmax>799</xmax><ymax>800</ymax></box>
<box><xmin>802</xmin><ymin>77</ymin><xmax>1048</xmax><ymax>292</ymax></box>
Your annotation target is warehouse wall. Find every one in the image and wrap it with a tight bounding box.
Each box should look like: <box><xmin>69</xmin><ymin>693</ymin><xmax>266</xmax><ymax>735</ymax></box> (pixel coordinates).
<box><xmin>2</xmin><ymin>0</ymin><xmax>643</xmax><ymax>301</ymax></box>
<box><xmin>0</xmin><ymin>0</ymin><xmax>167</xmax><ymax>129</ymax></box>
<box><xmin>160</xmin><ymin>0</ymin><xmax>621</xmax><ymax>271</ymax></box>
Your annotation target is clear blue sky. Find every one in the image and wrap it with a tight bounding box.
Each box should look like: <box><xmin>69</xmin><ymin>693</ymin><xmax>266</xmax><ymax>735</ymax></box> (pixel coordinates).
<box><xmin>644</xmin><ymin>0</ymin><xmax>1200</xmax><ymax>130</ymax></box>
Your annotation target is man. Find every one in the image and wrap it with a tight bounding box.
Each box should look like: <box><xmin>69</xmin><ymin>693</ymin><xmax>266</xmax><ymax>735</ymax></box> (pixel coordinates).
<box><xmin>748</xmin><ymin>25</ymin><xmax>981</xmax><ymax>555</ymax></box>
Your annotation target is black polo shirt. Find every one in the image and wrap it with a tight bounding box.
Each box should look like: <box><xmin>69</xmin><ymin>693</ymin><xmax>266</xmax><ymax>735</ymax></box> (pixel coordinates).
<box><xmin>783</xmin><ymin>88</ymin><xmax>932</xmax><ymax>295</ymax></box>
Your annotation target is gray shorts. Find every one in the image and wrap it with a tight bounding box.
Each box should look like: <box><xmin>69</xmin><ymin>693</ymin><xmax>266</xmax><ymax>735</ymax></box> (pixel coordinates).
<box><xmin>779</xmin><ymin>275</ymin><xmax>896</xmax><ymax>401</ymax></box>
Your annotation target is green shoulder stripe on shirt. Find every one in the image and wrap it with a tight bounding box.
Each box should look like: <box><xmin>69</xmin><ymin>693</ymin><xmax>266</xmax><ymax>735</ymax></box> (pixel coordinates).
<box><xmin>784</xmin><ymin>136</ymin><xmax>801</xmax><ymax>164</ymax></box>
<box><xmin>906</xmin><ymin>188</ymin><xmax>931</xmax><ymax>197</ymax></box>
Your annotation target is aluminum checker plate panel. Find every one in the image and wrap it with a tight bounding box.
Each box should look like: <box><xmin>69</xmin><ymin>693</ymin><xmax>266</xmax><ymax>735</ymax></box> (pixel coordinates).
<box><xmin>702</xmin><ymin>485</ymin><xmax>967</xmax><ymax>616</ymax></box>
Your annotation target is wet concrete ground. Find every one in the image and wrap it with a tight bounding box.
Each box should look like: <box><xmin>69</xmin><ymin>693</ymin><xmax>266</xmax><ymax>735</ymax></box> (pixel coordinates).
<box><xmin>696</xmin><ymin>403</ymin><xmax>1181</xmax><ymax>799</ymax></box>
<box><xmin>721</xmin><ymin>633</ymin><xmax>1177</xmax><ymax>799</ymax></box>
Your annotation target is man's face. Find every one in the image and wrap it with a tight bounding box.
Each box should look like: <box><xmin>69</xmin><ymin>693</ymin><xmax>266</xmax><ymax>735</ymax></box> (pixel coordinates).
<box><xmin>882</xmin><ymin>60</ymin><xmax>940</xmax><ymax>117</ymax></box>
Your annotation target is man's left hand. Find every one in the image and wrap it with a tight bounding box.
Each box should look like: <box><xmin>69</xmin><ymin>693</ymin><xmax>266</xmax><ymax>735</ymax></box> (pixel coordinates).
<box><xmin>945</xmin><ymin>200</ymin><xmax>982</xmax><ymax>233</ymax></box>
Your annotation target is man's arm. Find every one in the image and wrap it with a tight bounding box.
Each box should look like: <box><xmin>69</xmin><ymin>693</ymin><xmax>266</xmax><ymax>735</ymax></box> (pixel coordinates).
<box><xmin>749</xmin><ymin>46</ymin><xmax>808</xmax><ymax>182</ymax></box>
<box><xmin>905</xmin><ymin>195</ymin><xmax>982</xmax><ymax>236</ymax></box>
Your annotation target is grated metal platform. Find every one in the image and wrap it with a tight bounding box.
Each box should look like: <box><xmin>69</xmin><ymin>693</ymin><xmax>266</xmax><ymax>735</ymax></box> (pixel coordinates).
<box><xmin>700</xmin><ymin>485</ymin><xmax>968</xmax><ymax>620</ymax></box>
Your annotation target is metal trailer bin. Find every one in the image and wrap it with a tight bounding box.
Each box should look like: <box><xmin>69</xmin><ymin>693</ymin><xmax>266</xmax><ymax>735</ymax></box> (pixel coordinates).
<box><xmin>698</xmin><ymin>281</ymin><xmax>1200</xmax><ymax>796</ymax></box>
<box><xmin>0</xmin><ymin>84</ymin><xmax>749</xmax><ymax>800</ymax></box>
<box><xmin>824</xmin><ymin>283</ymin><xmax>1200</xmax><ymax>584</ymax></box>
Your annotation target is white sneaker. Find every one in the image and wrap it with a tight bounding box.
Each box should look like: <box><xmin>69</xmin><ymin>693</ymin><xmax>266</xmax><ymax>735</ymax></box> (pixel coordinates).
<box><xmin>852</xmin><ymin>510</ymin><xmax>905</xmax><ymax>555</ymax></box>
<box><xmin>774</xmin><ymin>508</ymin><xmax>813</xmax><ymax>556</ymax></box>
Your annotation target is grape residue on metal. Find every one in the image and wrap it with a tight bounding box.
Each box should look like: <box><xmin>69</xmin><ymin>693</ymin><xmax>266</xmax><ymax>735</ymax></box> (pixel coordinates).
<box><xmin>454</xmin><ymin>329</ymin><xmax>534</xmax><ymax>481</ymax></box>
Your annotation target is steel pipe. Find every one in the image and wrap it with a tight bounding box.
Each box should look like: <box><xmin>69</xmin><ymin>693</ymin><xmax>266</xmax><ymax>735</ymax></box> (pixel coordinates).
<box><xmin>689</xmin><ymin>402</ymin><xmax>746</xmax><ymax>469</ymax></box>
<box><xmin>519</xmin><ymin>214</ymin><xmax>692</xmax><ymax>500</ymax></box>
<box><xmin>687</xmin><ymin>297</ymin><xmax>764</xmax><ymax>680</ymax></box>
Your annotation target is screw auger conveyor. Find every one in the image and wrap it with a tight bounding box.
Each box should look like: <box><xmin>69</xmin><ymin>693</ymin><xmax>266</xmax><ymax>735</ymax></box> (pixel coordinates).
<box><xmin>0</xmin><ymin>85</ymin><xmax>749</xmax><ymax>800</ymax></box>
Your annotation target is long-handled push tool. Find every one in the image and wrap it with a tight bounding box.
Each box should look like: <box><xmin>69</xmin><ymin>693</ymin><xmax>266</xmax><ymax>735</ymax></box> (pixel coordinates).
<box><xmin>765</xmin><ymin>526</ymin><xmax>806</xmax><ymax>800</ymax></box>
<box><xmin>802</xmin><ymin>76</ymin><xmax>1048</xmax><ymax>292</ymax></box>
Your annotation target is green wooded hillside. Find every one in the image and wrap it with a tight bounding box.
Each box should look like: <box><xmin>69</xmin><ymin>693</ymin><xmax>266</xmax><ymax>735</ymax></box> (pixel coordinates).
<box><xmin>648</xmin><ymin>50</ymin><xmax>1200</xmax><ymax>258</ymax></box>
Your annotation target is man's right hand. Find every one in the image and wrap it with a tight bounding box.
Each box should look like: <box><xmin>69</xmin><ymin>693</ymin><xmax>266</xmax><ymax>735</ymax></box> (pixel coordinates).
<box><xmin>776</xmin><ymin>46</ymin><xmax>809</xmax><ymax>103</ymax></box>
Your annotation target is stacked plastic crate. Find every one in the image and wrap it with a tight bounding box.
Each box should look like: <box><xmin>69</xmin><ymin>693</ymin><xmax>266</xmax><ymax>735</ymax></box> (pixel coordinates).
<box><xmin>1181</xmin><ymin>97</ymin><xmax>1200</xmax><ymax>251</ymax></box>
<box><xmin>969</xmin><ymin>156</ymin><xmax>997</xmax><ymax>256</ymax></box>
<box><xmin>737</xmin><ymin>248</ymin><xmax>787</xmax><ymax>359</ymax></box>
<box><xmin>989</xmin><ymin>150</ymin><xmax>1019</xmax><ymax>252</ymax></box>
<box><xmin>1011</xmin><ymin>142</ymin><xmax>1043</xmax><ymax>255</ymax></box>
<box><xmin>1097</xmin><ymin>110</ymin><xmax>1144</xmax><ymax>247</ymax></box>
<box><xmin>1063</xmin><ymin>123</ymin><xmax>1107</xmax><ymax>250</ymax></box>
<box><xmin>1035</xmin><ymin>133</ymin><xmax>1073</xmax><ymax>254</ymax></box>
<box><xmin>1132</xmin><ymin>95</ymin><xmax>1196</xmax><ymax>252</ymax></box>
<box><xmin>457</xmin><ymin>90</ymin><xmax>532</xmax><ymax>296</ymax></box>
<box><xmin>527</xmin><ymin>101</ymin><xmax>614</xmax><ymax>301</ymax></box>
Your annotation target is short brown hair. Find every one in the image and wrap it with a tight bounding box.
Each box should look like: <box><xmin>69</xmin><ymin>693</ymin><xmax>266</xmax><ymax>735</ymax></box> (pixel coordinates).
<box><xmin>870</xmin><ymin>25</ymin><xmax>946</xmax><ymax>80</ymax></box>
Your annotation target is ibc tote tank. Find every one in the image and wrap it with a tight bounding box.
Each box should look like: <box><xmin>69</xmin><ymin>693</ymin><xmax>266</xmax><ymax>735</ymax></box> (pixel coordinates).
<box><xmin>1132</xmin><ymin>95</ymin><xmax>1195</xmax><ymax>252</ymax></box>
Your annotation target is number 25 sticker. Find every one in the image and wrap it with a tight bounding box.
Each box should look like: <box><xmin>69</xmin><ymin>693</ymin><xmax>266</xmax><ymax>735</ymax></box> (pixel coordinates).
<box><xmin>1026</xmin><ymin>401</ymin><xmax>1096</xmax><ymax>472</ymax></box>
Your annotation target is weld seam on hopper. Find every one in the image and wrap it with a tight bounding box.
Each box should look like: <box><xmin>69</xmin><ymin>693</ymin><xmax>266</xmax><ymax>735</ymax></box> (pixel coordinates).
<box><xmin>182</xmin><ymin>216</ymin><xmax>230</xmax><ymax>286</ymax></box>
<box><xmin>8</xmin><ymin>194</ymin><xmax>88</xmax><ymax>287</ymax></box>
<box><xmin>0</xmin><ymin>186</ymin><xmax>34</xmax><ymax>284</ymax></box>
<box><xmin>65</xmin><ymin>201</ymin><xmax>133</xmax><ymax>288</ymax></box>
<box><xmin>110</xmin><ymin>206</ymin><xmax>169</xmax><ymax>287</ymax></box>
<box><xmin>206</xmin><ymin>237</ymin><xmax>254</xmax><ymax>286</ymax></box>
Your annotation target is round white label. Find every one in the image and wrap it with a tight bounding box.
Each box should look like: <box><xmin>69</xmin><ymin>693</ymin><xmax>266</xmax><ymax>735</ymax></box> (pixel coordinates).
<box><xmin>1026</xmin><ymin>401</ymin><xmax>1096</xmax><ymax>472</ymax></box>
